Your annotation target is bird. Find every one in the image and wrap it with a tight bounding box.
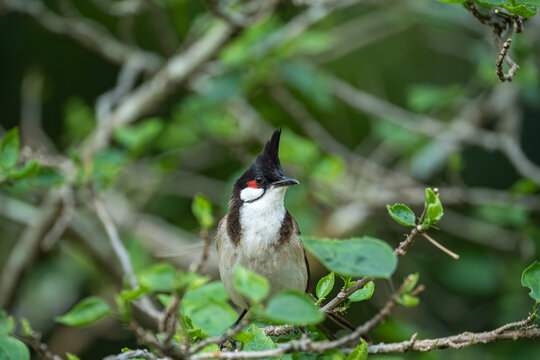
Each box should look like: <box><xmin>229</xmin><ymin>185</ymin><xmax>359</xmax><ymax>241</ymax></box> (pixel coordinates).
<box><xmin>216</xmin><ymin>129</ymin><xmax>311</xmax><ymax>325</ymax></box>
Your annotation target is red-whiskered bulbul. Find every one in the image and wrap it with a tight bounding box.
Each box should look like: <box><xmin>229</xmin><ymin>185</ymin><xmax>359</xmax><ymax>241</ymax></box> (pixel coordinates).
<box><xmin>217</xmin><ymin>129</ymin><xmax>311</xmax><ymax>325</ymax></box>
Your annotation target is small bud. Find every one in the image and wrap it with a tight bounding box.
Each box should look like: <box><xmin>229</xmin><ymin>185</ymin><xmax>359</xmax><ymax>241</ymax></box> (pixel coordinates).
<box><xmin>433</xmin><ymin>187</ymin><xmax>439</xmax><ymax>194</ymax></box>
<box><xmin>416</xmin><ymin>224</ymin><xmax>423</xmax><ymax>231</ymax></box>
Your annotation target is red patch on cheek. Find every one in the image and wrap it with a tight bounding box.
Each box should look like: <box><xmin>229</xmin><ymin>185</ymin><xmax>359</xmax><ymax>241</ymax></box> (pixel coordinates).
<box><xmin>247</xmin><ymin>180</ymin><xmax>259</xmax><ymax>188</ymax></box>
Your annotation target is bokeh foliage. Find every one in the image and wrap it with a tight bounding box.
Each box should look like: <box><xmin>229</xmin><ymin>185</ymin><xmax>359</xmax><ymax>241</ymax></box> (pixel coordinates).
<box><xmin>1</xmin><ymin>0</ymin><xmax>540</xmax><ymax>359</ymax></box>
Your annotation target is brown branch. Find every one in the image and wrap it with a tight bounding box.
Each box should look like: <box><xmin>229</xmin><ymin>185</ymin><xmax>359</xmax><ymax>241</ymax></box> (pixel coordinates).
<box><xmin>17</xmin><ymin>331</ymin><xmax>63</xmax><ymax>360</ymax></box>
<box><xmin>192</xmin><ymin>315</ymin><xmax>538</xmax><ymax>359</ymax></box>
<box><xmin>367</xmin><ymin>317</ymin><xmax>538</xmax><ymax>354</ymax></box>
<box><xmin>495</xmin><ymin>38</ymin><xmax>519</xmax><ymax>82</ymax></box>
<box><xmin>421</xmin><ymin>233</ymin><xmax>460</xmax><ymax>260</ymax></box>
<box><xmin>465</xmin><ymin>1</ymin><xmax>520</xmax><ymax>81</ymax></box>
<box><xmin>0</xmin><ymin>192</ymin><xmax>63</xmax><ymax>309</ymax></box>
<box><xmin>160</xmin><ymin>295</ymin><xmax>182</xmax><ymax>347</ymax></box>
<box><xmin>103</xmin><ymin>349</ymin><xmax>168</xmax><ymax>360</ymax></box>
<box><xmin>189</xmin><ymin>318</ymin><xmax>249</xmax><ymax>354</ymax></box>
<box><xmin>189</xmin><ymin>228</ymin><xmax>212</xmax><ymax>273</ymax></box>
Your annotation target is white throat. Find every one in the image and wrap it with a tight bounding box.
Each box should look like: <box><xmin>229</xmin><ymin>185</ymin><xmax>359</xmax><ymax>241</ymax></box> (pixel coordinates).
<box><xmin>239</xmin><ymin>187</ymin><xmax>287</xmax><ymax>254</ymax></box>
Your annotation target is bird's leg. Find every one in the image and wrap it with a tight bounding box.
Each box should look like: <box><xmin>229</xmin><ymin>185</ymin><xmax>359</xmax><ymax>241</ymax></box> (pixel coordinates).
<box><xmin>232</xmin><ymin>309</ymin><xmax>248</xmax><ymax>328</ymax></box>
<box><xmin>219</xmin><ymin>309</ymin><xmax>248</xmax><ymax>350</ymax></box>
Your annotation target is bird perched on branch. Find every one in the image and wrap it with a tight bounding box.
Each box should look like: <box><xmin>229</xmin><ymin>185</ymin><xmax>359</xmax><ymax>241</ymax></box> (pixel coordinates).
<box><xmin>217</xmin><ymin>129</ymin><xmax>310</xmax><ymax>325</ymax></box>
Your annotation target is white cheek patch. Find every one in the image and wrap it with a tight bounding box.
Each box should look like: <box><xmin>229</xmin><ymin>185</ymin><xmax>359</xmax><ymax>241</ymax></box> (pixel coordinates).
<box><xmin>240</xmin><ymin>187</ymin><xmax>264</xmax><ymax>202</ymax></box>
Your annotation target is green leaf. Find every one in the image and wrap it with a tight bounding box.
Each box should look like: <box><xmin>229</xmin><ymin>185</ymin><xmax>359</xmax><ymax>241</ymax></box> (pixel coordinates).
<box><xmin>301</xmin><ymin>236</ymin><xmax>397</xmax><ymax>279</ymax></box>
<box><xmin>184</xmin><ymin>299</ymin><xmax>239</xmax><ymax>337</ymax></box>
<box><xmin>120</xmin><ymin>286</ymin><xmax>147</xmax><ymax>301</ymax></box>
<box><xmin>386</xmin><ymin>204</ymin><xmax>416</xmax><ymax>226</ymax></box>
<box><xmin>346</xmin><ymin>339</ymin><xmax>368</xmax><ymax>360</ymax></box>
<box><xmin>407</xmin><ymin>84</ymin><xmax>462</xmax><ymax>113</ymax></box>
<box><xmin>182</xmin><ymin>281</ymin><xmax>229</xmax><ymax>307</ymax></box>
<box><xmin>55</xmin><ymin>296</ymin><xmax>110</xmax><ymax>327</ymax></box>
<box><xmin>233</xmin><ymin>330</ymin><xmax>255</xmax><ymax>343</ymax></box>
<box><xmin>233</xmin><ymin>266</ymin><xmax>270</xmax><ymax>304</ymax></box>
<box><xmin>423</xmin><ymin>188</ymin><xmax>443</xmax><ymax>229</ymax></box>
<box><xmin>195</xmin><ymin>344</ymin><xmax>221</xmax><ymax>354</ymax></box>
<box><xmin>401</xmin><ymin>273</ymin><xmax>419</xmax><ymax>295</ymax></box>
<box><xmin>316</xmin><ymin>272</ymin><xmax>335</xmax><ymax>300</ymax></box>
<box><xmin>174</xmin><ymin>271</ymin><xmax>210</xmax><ymax>293</ymax></box>
<box><xmin>62</xmin><ymin>97</ymin><xmax>95</xmax><ymax>144</ymax></box>
<box><xmin>243</xmin><ymin>323</ymin><xmax>277</xmax><ymax>351</ymax></box>
<box><xmin>66</xmin><ymin>353</ymin><xmax>81</xmax><ymax>360</ymax></box>
<box><xmin>396</xmin><ymin>294</ymin><xmax>420</xmax><ymax>307</ymax></box>
<box><xmin>0</xmin><ymin>312</ymin><xmax>14</xmax><ymax>335</ymax></box>
<box><xmin>192</xmin><ymin>194</ymin><xmax>215</xmax><ymax>229</ymax></box>
<box><xmin>475</xmin><ymin>204</ymin><xmax>529</xmax><ymax>228</ymax></box>
<box><xmin>7</xmin><ymin>160</ymin><xmax>40</xmax><ymax>180</ymax></box>
<box><xmin>319</xmin><ymin>349</ymin><xmax>346</xmax><ymax>360</ymax></box>
<box><xmin>311</xmin><ymin>156</ymin><xmax>346</xmax><ymax>183</ymax></box>
<box><xmin>259</xmin><ymin>290</ymin><xmax>324</xmax><ymax>325</ymax></box>
<box><xmin>0</xmin><ymin>128</ymin><xmax>19</xmax><ymax>170</ymax></box>
<box><xmin>113</xmin><ymin>118</ymin><xmax>164</xmax><ymax>152</ymax></box>
<box><xmin>20</xmin><ymin>318</ymin><xmax>33</xmax><ymax>337</ymax></box>
<box><xmin>91</xmin><ymin>148</ymin><xmax>129</xmax><ymax>188</ymax></box>
<box><xmin>502</xmin><ymin>3</ymin><xmax>537</xmax><ymax>17</ymax></box>
<box><xmin>138</xmin><ymin>263</ymin><xmax>179</xmax><ymax>292</ymax></box>
<box><xmin>277</xmin><ymin>60</ymin><xmax>334</xmax><ymax>111</ymax></box>
<box><xmin>0</xmin><ymin>336</ymin><xmax>30</xmax><ymax>360</ymax></box>
<box><xmin>522</xmin><ymin>260</ymin><xmax>540</xmax><ymax>303</ymax></box>
<box><xmin>348</xmin><ymin>281</ymin><xmax>375</xmax><ymax>302</ymax></box>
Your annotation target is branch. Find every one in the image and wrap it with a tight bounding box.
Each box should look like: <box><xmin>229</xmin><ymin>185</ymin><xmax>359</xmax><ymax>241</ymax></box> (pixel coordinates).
<box><xmin>189</xmin><ymin>228</ymin><xmax>212</xmax><ymax>273</ymax></box>
<box><xmin>189</xmin><ymin>318</ymin><xmax>249</xmax><ymax>354</ymax></box>
<box><xmin>495</xmin><ymin>38</ymin><xmax>519</xmax><ymax>82</ymax></box>
<box><xmin>329</xmin><ymin>75</ymin><xmax>540</xmax><ymax>187</ymax></box>
<box><xmin>204</xmin><ymin>0</ymin><xmax>250</xmax><ymax>28</ymax></box>
<box><xmin>193</xmin><ymin>278</ymin><xmax>423</xmax><ymax>360</ymax></box>
<box><xmin>103</xmin><ymin>349</ymin><xmax>169</xmax><ymax>360</ymax></box>
<box><xmin>0</xmin><ymin>192</ymin><xmax>63</xmax><ymax>309</ymax></box>
<box><xmin>5</xmin><ymin>0</ymin><xmax>162</xmax><ymax>73</ymax></box>
<box><xmin>367</xmin><ymin>316</ymin><xmax>539</xmax><ymax>354</ymax></box>
<box><xmin>81</xmin><ymin>21</ymin><xmax>236</xmax><ymax>156</ymax></box>
<box><xmin>193</xmin><ymin>313</ymin><xmax>538</xmax><ymax>359</ymax></box>
<box><xmin>92</xmin><ymin>196</ymin><xmax>137</xmax><ymax>287</ymax></box>
<box><xmin>465</xmin><ymin>1</ymin><xmax>520</xmax><ymax>81</ymax></box>
<box><xmin>92</xmin><ymin>196</ymin><xmax>162</xmax><ymax>323</ymax></box>
<box><xmin>17</xmin><ymin>331</ymin><xmax>63</xmax><ymax>360</ymax></box>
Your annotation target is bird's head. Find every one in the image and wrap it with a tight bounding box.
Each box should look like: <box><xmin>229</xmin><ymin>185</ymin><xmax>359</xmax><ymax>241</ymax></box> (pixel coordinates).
<box><xmin>232</xmin><ymin>129</ymin><xmax>299</xmax><ymax>205</ymax></box>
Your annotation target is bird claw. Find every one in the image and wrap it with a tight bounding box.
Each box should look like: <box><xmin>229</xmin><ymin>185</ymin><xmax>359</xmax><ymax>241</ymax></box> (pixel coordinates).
<box><xmin>219</xmin><ymin>338</ymin><xmax>237</xmax><ymax>350</ymax></box>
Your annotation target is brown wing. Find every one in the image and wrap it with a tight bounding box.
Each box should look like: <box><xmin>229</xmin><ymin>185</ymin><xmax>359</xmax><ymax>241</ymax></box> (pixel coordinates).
<box><xmin>288</xmin><ymin>212</ymin><xmax>312</xmax><ymax>294</ymax></box>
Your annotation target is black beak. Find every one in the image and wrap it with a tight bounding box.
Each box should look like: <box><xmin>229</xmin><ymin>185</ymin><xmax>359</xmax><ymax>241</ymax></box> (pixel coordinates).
<box><xmin>271</xmin><ymin>176</ymin><xmax>300</xmax><ymax>188</ymax></box>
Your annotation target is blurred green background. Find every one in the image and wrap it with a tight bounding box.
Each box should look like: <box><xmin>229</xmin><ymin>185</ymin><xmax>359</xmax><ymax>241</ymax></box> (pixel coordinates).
<box><xmin>1</xmin><ymin>0</ymin><xmax>539</xmax><ymax>359</ymax></box>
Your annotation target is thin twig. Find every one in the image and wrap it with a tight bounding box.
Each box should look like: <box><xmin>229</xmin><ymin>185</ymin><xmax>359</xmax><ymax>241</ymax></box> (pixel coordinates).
<box><xmin>103</xmin><ymin>349</ymin><xmax>168</xmax><ymax>360</ymax></box>
<box><xmin>17</xmin><ymin>332</ymin><xmax>63</xmax><ymax>360</ymax></box>
<box><xmin>160</xmin><ymin>295</ymin><xmax>182</xmax><ymax>346</ymax></box>
<box><xmin>421</xmin><ymin>233</ymin><xmax>460</xmax><ymax>260</ymax></box>
<box><xmin>5</xmin><ymin>0</ymin><xmax>162</xmax><ymax>73</ymax></box>
<box><xmin>190</xmin><ymin>318</ymin><xmax>249</xmax><ymax>354</ymax></box>
<box><xmin>204</xmin><ymin>0</ymin><xmax>249</xmax><ymax>28</ymax></box>
<box><xmin>495</xmin><ymin>38</ymin><xmax>519</xmax><ymax>82</ymax></box>
<box><xmin>93</xmin><ymin>196</ymin><xmax>137</xmax><ymax>287</ymax></box>
<box><xmin>189</xmin><ymin>228</ymin><xmax>212</xmax><ymax>272</ymax></box>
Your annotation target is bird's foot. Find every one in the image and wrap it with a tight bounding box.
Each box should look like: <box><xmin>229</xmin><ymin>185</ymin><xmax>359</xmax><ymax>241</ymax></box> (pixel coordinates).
<box><xmin>219</xmin><ymin>338</ymin><xmax>237</xmax><ymax>350</ymax></box>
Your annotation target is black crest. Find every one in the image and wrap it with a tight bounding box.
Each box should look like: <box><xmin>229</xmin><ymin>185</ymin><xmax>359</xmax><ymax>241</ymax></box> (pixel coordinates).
<box><xmin>226</xmin><ymin>129</ymin><xmax>285</xmax><ymax>244</ymax></box>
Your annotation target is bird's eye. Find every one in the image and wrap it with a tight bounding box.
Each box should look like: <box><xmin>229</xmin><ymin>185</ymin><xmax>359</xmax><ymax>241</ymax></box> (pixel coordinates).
<box><xmin>255</xmin><ymin>176</ymin><xmax>263</xmax><ymax>184</ymax></box>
